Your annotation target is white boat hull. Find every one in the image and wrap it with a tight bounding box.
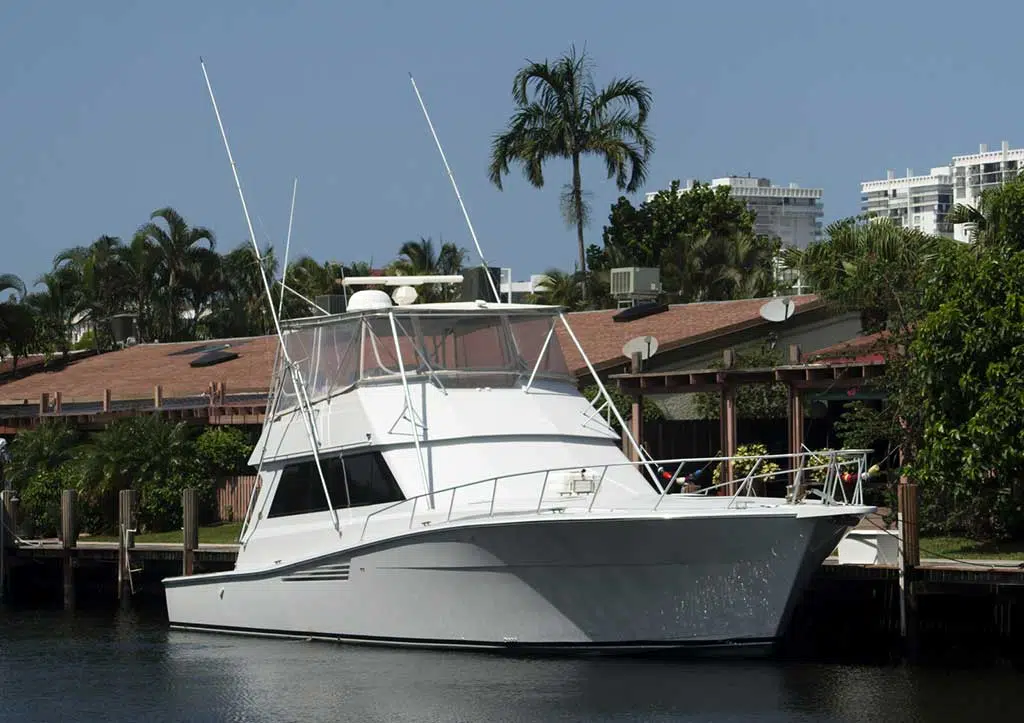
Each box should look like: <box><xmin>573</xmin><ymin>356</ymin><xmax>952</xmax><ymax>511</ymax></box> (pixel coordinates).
<box><xmin>165</xmin><ymin>509</ymin><xmax>861</xmax><ymax>653</ymax></box>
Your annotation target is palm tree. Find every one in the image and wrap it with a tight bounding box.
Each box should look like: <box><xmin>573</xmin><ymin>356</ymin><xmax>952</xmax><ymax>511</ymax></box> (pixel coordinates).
<box><xmin>53</xmin><ymin>235</ymin><xmax>124</xmax><ymax>350</ymax></box>
<box><xmin>530</xmin><ymin>268</ymin><xmax>582</xmax><ymax>310</ymax></box>
<box><xmin>141</xmin><ymin>207</ymin><xmax>215</xmax><ymax>341</ymax></box>
<box><xmin>0</xmin><ymin>274</ymin><xmax>25</xmax><ymax>300</ymax></box>
<box><xmin>0</xmin><ymin>273</ymin><xmax>31</xmax><ymax>373</ymax></box>
<box><xmin>489</xmin><ymin>46</ymin><xmax>654</xmax><ymax>298</ymax></box>
<box><xmin>391</xmin><ymin>237</ymin><xmax>466</xmax><ymax>301</ymax></box>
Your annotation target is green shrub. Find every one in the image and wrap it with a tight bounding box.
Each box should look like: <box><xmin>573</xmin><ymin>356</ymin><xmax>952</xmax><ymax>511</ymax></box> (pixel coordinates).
<box><xmin>195</xmin><ymin>426</ymin><xmax>253</xmax><ymax>477</ymax></box>
<box><xmin>711</xmin><ymin>443</ymin><xmax>781</xmax><ymax>488</ymax></box>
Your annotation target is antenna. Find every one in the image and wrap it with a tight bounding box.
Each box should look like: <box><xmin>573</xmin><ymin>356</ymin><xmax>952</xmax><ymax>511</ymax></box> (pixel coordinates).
<box><xmin>623</xmin><ymin>335</ymin><xmax>659</xmax><ymax>361</ymax></box>
<box><xmin>759</xmin><ymin>297</ymin><xmax>795</xmax><ymax>323</ymax></box>
<box><xmin>408</xmin><ymin>73</ymin><xmax>501</xmax><ymax>302</ymax></box>
<box><xmin>278</xmin><ymin>177</ymin><xmax>298</xmax><ymax>317</ymax></box>
<box><xmin>199</xmin><ymin>58</ymin><xmax>339</xmax><ymax>532</ymax></box>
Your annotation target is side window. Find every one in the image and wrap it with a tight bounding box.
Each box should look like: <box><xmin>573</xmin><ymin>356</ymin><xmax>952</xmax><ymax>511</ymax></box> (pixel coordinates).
<box><xmin>343</xmin><ymin>452</ymin><xmax>404</xmax><ymax>508</ymax></box>
<box><xmin>268</xmin><ymin>458</ymin><xmax>336</xmax><ymax>518</ymax></box>
<box><xmin>267</xmin><ymin>452</ymin><xmax>403</xmax><ymax>518</ymax></box>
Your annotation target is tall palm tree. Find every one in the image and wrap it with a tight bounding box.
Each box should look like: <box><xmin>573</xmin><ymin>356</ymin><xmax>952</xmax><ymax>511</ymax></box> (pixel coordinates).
<box><xmin>141</xmin><ymin>207</ymin><xmax>215</xmax><ymax>341</ymax></box>
<box><xmin>489</xmin><ymin>46</ymin><xmax>654</xmax><ymax>298</ymax></box>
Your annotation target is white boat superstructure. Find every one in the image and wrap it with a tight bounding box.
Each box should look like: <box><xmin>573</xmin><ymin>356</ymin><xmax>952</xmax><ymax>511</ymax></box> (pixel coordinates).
<box><xmin>164</xmin><ymin>297</ymin><xmax>874</xmax><ymax>653</ymax></box>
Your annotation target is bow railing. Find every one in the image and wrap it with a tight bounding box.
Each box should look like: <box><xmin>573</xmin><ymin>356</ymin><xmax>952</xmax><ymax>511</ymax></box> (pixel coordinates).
<box><xmin>358</xmin><ymin>449</ymin><xmax>873</xmax><ymax>543</ymax></box>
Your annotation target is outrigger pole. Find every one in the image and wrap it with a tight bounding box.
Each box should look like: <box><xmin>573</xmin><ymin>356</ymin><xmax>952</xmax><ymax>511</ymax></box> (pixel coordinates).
<box><xmin>200</xmin><ymin>58</ymin><xmax>340</xmax><ymax>533</ymax></box>
<box><xmin>408</xmin><ymin>73</ymin><xmax>502</xmax><ymax>303</ymax></box>
<box><xmin>278</xmin><ymin>177</ymin><xmax>298</xmax><ymax>318</ymax></box>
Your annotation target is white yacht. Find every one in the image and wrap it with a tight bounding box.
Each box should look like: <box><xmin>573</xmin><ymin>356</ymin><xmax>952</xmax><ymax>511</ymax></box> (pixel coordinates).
<box><xmin>164</xmin><ymin>287</ymin><xmax>874</xmax><ymax>654</ymax></box>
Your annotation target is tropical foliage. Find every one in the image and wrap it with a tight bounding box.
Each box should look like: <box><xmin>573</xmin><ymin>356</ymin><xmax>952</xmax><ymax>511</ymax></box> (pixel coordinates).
<box><xmin>6</xmin><ymin>420</ymin><xmax>255</xmax><ymax>536</ymax></box>
<box><xmin>589</xmin><ymin>180</ymin><xmax>782</xmax><ymax>302</ymax></box>
<box><xmin>788</xmin><ymin>176</ymin><xmax>1024</xmax><ymax>539</ymax></box>
<box><xmin>489</xmin><ymin>45</ymin><xmax>654</xmax><ymax>298</ymax></box>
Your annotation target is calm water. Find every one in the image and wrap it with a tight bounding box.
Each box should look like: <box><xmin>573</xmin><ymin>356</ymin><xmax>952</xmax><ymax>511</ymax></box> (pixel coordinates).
<box><xmin>0</xmin><ymin>608</ymin><xmax>1020</xmax><ymax>723</ymax></box>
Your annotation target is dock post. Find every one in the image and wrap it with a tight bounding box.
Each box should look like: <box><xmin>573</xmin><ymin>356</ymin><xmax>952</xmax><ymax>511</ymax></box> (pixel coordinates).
<box><xmin>60</xmin><ymin>489</ymin><xmax>78</xmax><ymax>610</ymax></box>
<box><xmin>897</xmin><ymin>462</ymin><xmax>920</xmax><ymax>659</ymax></box>
<box><xmin>718</xmin><ymin>348</ymin><xmax>738</xmax><ymax>494</ymax></box>
<box><xmin>182</xmin><ymin>488</ymin><xmax>198</xmax><ymax>576</ymax></box>
<box><xmin>117</xmin><ymin>489</ymin><xmax>137</xmax><ymax>606</ymax></box>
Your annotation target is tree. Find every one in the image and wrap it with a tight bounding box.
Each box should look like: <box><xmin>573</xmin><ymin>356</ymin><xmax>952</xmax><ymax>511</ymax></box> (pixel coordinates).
<box><xmin>53</xmin><ymin>235</ymin><xmax>126</xmax><ymax>350</ymax></box>
<box><xmin>594</xmin><ymin>180</ymin><xmax>777</xmax><ymax>302</ymax></box>
<box><xmin>0</xmin><ymin>274</ymin><xmax>28</xmax><ymax>370</ymax></box>
<box><xmin>783</xmin><ymin>217</ymin><xmax>949</xmax><ymax>335</ymax></box>
<box><xmin>140</xmin><ymin>207</ymin><xmax>216</xmax><ymax>341</ymax></box>
<box><xmin>390</xmin><ymin>237</ymin><xmax>466</xmax><ymax>302</ymax></box>
<box><xmin>488</xmin><ymin>45</ymin><xmax>654</xmax><ymax>298</ymax></box>
<box><xmin>530</xmin><ymin>268</ymin><xmax>582</xmax><ymax>310</ymax></box>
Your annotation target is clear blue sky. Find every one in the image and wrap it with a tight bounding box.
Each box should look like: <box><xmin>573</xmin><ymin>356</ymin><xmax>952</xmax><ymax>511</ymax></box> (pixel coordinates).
<box><xmin>2</xmin><ymin>0</ymin><xmax>1019</xmax><ymax>286</ymax></box>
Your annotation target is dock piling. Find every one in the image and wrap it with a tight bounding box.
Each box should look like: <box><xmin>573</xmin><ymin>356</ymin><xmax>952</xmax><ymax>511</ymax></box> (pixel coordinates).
<box><xmin>117</xmin><ymin>489</ymin><xmax>138</xmax><ymax>606</ymax></box>
<box><xmin>60</xmin><ymin>489</ymin><xmax>78</xmax><ymax>610</ymax></box>
<box><xmin>182</xmin><ymin>488</ymin><xmax>198</xmax><ymax>576</ymax></box>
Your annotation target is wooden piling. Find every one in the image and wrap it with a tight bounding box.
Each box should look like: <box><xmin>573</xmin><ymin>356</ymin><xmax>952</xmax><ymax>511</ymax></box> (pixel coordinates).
<box><xmin>718</xmin><ymin>351</ymin><xmax>738</xmax><ymax>494</ymax></box>
<box><xmin>102</xmin><ymin>388</ymin><xmax>111</xmax><ymax>413</ymax></box>
<box><xmin>897</xmin><ymin>465</ymin><xmax>921</xmax><ymax>658</ymax></box>
<box><xmin>153</xmin><ymin>385</ymin><xmax>163</xmax><ymax>409</ymax></box>
<box><xmin>117</xmin><ymin>489</ymin><xmax>137</xmax><ymax>605</ymax></box>
<box><xmin>60</xmin><ymin>489</ymin><xmax>78</xmax><ymax>610</ymax></box>
<box><xmin>182</xmin><ymin>488</ymin><xmax>199</xmax><ymax>576</ymax></box>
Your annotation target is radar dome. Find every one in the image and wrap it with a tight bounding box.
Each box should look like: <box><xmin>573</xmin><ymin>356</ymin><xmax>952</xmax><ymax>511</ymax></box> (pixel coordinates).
<box><xmin>347</xmin><ymin>289</ymin><xmax>392</xmax><ymax>311</ymax></box>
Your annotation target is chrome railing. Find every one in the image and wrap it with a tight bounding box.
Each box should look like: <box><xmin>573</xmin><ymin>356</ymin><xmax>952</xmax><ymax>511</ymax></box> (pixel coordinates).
<box><xmin>358</xmin><ymin>449</ymin><xmax>873</xmax><ymax>542</ymax></box>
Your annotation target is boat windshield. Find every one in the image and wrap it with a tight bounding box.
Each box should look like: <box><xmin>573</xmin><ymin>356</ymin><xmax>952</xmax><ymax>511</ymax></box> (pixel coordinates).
<box><xmin>272</xmin><ymin>309</ymin><xmax>571</xmax><ymax>412</ymax></box>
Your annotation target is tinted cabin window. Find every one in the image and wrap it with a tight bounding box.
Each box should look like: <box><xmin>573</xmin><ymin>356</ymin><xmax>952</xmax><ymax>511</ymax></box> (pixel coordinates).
<box><xmin>268</xmin><ymin>452</ymin><xmax>403</xmax><ymax>518</ymax></box>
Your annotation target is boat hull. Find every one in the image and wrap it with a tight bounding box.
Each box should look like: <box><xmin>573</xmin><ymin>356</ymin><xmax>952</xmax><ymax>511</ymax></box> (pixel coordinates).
<box><xmin>164</xmin><ymin>511</ymin><xmax>858</xmax><ymax>654</ymax></box>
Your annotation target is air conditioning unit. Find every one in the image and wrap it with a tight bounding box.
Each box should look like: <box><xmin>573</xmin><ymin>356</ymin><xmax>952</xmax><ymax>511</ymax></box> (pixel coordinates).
<box><xmin>609</xmin><ymin>267</ymin><xmax>661</xmax><ymax>307</ymax></box>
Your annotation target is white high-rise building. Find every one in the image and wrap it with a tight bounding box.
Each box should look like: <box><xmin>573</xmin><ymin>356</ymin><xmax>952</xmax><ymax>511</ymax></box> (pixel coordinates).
<box><xmin>646</xmin><ymin>176</ymin><xmax>824</xmax><ymax>249</ymax></box>
<box><xmin>951</xmin><ymin>141</ymin><xmax>1024</xmax><ymax>241</ymax></box>
<box><xmin>860</xmin><ymin>167</ymin><xmax>953</xmax><ymax>237</ymax></box>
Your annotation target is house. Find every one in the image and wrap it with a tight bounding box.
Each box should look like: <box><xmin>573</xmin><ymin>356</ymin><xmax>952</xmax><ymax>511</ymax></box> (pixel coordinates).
<box><xmin>0</xmin><ymin>294</ymin><xmax>869</xmax><ymax>432</ymax></box>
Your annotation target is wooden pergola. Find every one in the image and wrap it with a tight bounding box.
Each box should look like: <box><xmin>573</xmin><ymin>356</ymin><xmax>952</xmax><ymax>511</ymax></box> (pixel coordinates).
<box><xmin>610</xmin><ymin>345</ymin><xmax>886</xmax><ymax>484</ymax></box>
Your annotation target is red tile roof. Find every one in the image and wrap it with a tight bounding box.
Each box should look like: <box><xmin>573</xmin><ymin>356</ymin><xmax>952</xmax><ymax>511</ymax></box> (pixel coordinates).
<box><xmin>556</xmin><ymin>295</ymin><xmax>823</xmax><ymax>375</ymax></box>
<box><xmin>0</xmin><ymin>336</ymin><xmax>278</xmax><ymax>403</ymax></box>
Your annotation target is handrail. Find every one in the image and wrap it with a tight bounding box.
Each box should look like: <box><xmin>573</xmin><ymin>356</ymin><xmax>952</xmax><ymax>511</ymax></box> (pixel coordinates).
<box><xmin>358</xmin><ymin>449</ymin><xmax>873</xmax><ymax>542</ymax></box>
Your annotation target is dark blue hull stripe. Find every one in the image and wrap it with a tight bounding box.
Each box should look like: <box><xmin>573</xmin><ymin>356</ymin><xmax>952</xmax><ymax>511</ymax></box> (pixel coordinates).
<box><xmin>168</xmin><ymin>622</ymin><xmax>777</xmax><ymax>654</ymax></box>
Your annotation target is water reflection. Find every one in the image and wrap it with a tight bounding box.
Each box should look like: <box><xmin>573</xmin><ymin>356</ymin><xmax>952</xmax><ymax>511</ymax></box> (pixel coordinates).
<box><xmin>0</xmin><ymin>608</ymin><xmax>1021</xmax><ymax>723</ymax></box>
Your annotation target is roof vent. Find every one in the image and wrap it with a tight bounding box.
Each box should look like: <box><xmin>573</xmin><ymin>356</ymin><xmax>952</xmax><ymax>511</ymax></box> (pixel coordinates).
<box><xmin>190</xmin><ymin>349</ymin><xmax>239</xmax><ymax>367</ymax></box>
<box><xmin>612</xmin><ymin>301</ymin><xmax>669</xmax><ymax>323</ymax></box>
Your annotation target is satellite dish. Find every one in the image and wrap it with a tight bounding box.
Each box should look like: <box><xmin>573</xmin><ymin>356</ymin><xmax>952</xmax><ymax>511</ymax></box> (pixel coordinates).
<box><xmin>759</xmin><ymin>297</ymin><xmax>795</xmax><ymax>323</ymax></box>
<box><xmin>392</xmin><ymin>285</ymin><xmax>418</xmax><ymax>306</ymax></box>
<box><xmin>623</xmin><ymin>335</ymin><xmax>659</xmax><ymax>361</ymax></box>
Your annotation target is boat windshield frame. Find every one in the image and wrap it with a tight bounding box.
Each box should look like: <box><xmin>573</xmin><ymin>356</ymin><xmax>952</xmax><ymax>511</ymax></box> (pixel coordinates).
<box><xmin>269</xmin><ymin>305</ymin><xmax>573</xmax><ymax>417</ymax></box>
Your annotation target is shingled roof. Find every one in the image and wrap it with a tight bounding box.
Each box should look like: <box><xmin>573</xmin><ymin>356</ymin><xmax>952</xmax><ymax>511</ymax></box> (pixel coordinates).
<box><xmin>0</xmin><ymin>295</ymin><xmax>826</xmax><ymax>405</ymax></box>
<box><xmin>555</xmin><ymin>295</ymin><xmax>823</xmax><ymax>375</ymax></box>
<box><xmin>0</xmin><ymin>336</ymin><xmax>278</xmax><ymax>404</ymax></box>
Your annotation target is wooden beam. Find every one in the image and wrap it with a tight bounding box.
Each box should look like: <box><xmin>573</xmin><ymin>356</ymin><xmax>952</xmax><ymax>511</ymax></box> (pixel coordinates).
<box><xmin>787</xmin><ymin>383</ymin><xmax>804</xmax><ymax>488</ymax></box>
<box><xmin>153</xmin><ymin>385</ymin><xmax>163</xmax><ymax>409</ymax></box>
<box><xmin>719</xmin><ymin>383</ymin><xmax>737</xmax><ymax>493</ymax></box>
<box><xmin>102</xmin><ymin>388</ymin><xmax>111</xmax><ymax>412</ymax></box>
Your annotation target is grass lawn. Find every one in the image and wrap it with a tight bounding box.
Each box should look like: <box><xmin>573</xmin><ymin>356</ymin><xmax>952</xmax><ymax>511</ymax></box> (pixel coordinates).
<box><xmin>84</xmin><ymin>521</ymin><xmax>243</xmax><ymax>545</ymax></box>
<box><xmin>919</xmin><ymin>536</ymin><xmax>1024</xmax><ymax>561</ymax></box>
